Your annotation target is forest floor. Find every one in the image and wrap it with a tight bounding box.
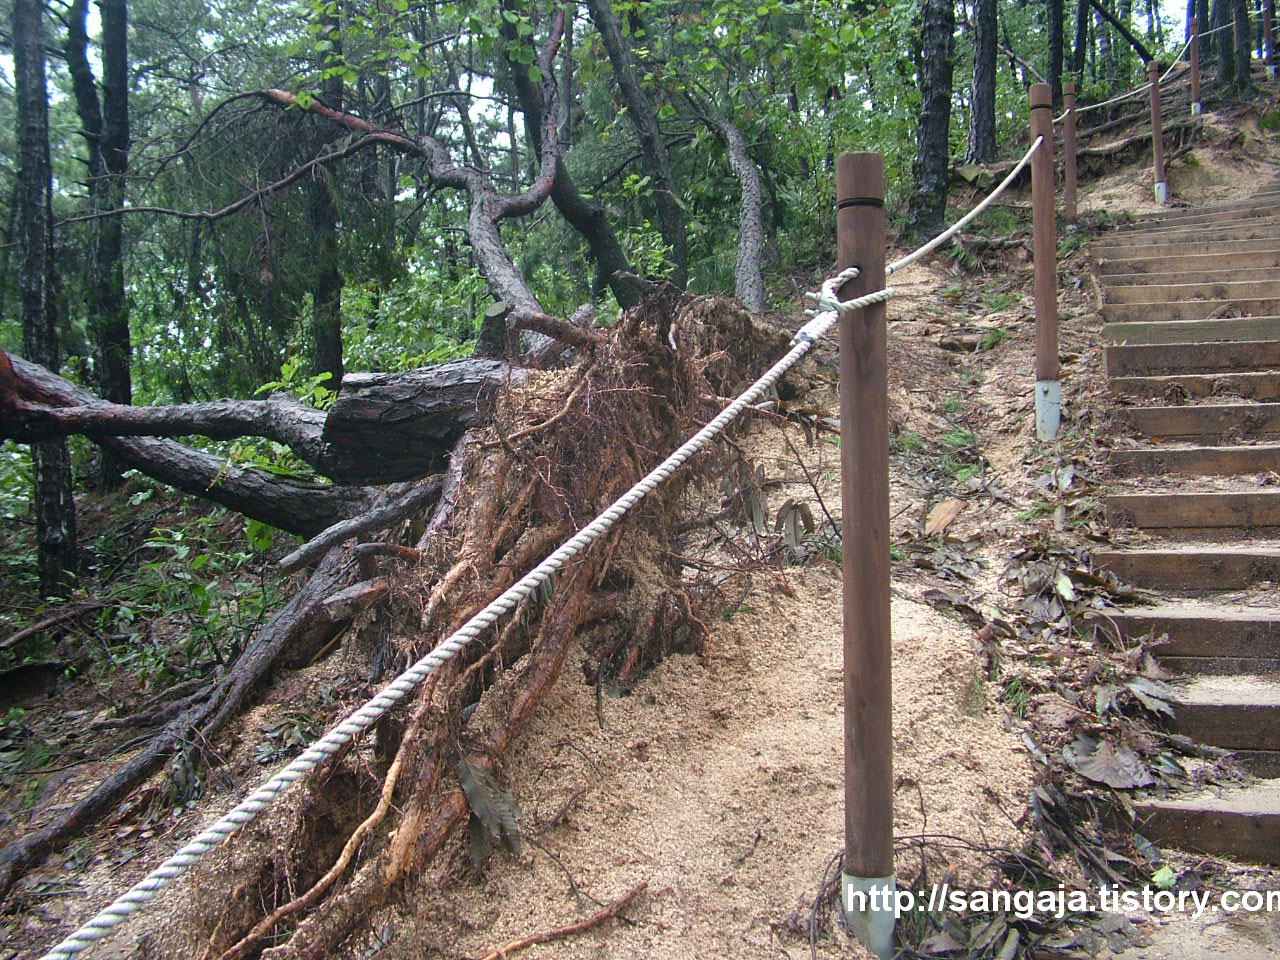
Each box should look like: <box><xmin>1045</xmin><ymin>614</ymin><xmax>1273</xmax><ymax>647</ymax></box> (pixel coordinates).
<box><xmin>6</xmin><ymin>95</ymin><xmax>1280</xmax><ymax>960</ymax></box>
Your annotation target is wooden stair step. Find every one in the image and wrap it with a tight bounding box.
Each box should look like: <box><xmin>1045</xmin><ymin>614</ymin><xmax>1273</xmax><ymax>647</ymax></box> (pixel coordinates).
<box><xmin>1105</xmin><ymin>266</ymin><xmax>1280</xmax><ymax>286</ymax></box>
<box><xmin>1106</xmin><ymin>491</ymin><xmax>1280</xmax><ymax>534</ymax></box>
<box><xmin>1106</xmin><ymin>212</ymin><xmax>1280</xmax><ymax>243</ymax></box>
<box><xmin>1109</xmin><ymin>443</ymin><xmax>1280</xmax><ymax>476</ymax></box>
<box><xmin>1093</xmin><ymin>238</ymin><xmax>1280</xmax><ymax>260</ymax></box>
<box><xmin>1124</xmin><ymin>205</ymin><xmax>1280</xmax><ymax>232</ymax></box>
<box><xmin>1098</xmin><ymin>249</ymin><xmax>1280</xmax><ymax>276</ymax></box>
<box><xmin>1094</xmin><ymin>221</ymin><xmax>1280</xmax><ymax>253</ymax></box>
<box><xmin>1106</xmin><ymin>340</ymin><xmax>1280</xmax><ymax>377</ymax></box>
<box><xmin>1120</xmin><ymin>402</ymin><xmax>1280</xmax><ymax>439</ymax></box>
<box><xmin>1172</xmin><ymin>675</ymin><xmax>1280</xmax><ymax>752</ymax></box>
<box><xmin>1134</xmin><ymin>778</ymin><xmax>1280</xmax><ymax>862</ymax></box>
<box><xmin>1104</xmin><ymin>280</ymin><xmax>1280</xmax><ymax>305</ymax></box>
<box><xmin>1102</xmin><ymin>298</ymin><xmax>1280</xmax><ymax>324</ymax></box>
<box><xmin>1131</xmin><ymin>189</ymin><xmax>1280</xmax><ymax>222</ymax></box>
<box><xmin>1103</xmin><ymin>604</ymin><xmax>1280</xmax><ymax>658</ymax></box>
<box><xmin>1102</xmin><ymin>317</ymin><xmax>1280</xmax><ymax>345</ymax></box>
<box><xmin>1093</xmin><ymin>546</ymin><xmax>1280</xmax><ymax>590</ymax></box>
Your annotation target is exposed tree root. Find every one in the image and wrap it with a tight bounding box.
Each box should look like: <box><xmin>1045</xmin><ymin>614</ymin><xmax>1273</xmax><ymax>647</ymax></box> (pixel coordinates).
<box><xmin>474</xmin><ymin>880</ymin><xmax>648</xmax><ymax>960</ymax></box>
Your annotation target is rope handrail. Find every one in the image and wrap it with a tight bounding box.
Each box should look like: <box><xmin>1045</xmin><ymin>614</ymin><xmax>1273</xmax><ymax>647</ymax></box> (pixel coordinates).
<box><xmin>35</xmin><ymin>114</ymin><xmax>1105</xmax><ymax>960</ymax></box>
<box><xmin>887</xmin><ymin>136</ymin><xmax>1042</xmax><ymax>276</ymax></box>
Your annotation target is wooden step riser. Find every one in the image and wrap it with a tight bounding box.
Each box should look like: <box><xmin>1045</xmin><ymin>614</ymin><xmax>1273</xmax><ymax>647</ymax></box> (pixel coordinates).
<box><xmin>1099</xmin><ymin>249</ymin><xmax>1280</xmax><ymax>275</ymax></box>
<box><xmin>1114</xmin><ymin>215</ymin><xmax>1280</xmax><ymax>243</ymax></box>
<box><xmin>1095</xmin><ymin>229</ymin><xmax>1280</xmax><ymax>255</ymax></box>
<box><xmin>1227</xmin><ymin>750</ymin><xmax>1280</xmax><ymax>777</ymax></box>
<box><xmin>1093</xmin><ymin>550</ymin><xmax>1280</xmax><ymax>590</ymax></box>
<box><xmin>1106</xmin><ymin>341</ymin><xmax>1280</xmax><ymax>376</ymax></box>
<box><xmin>1135</xmin><ymin>803</ymin><xmax>1280</xmax><ymax>863</ymax></box>
<box><xmin>1120</xmin><ymin>405</ymin><xmax>1280</xmax><ymax>439</ymax></box>
<box><xmin>1102</xmin><ymin>318</ymin><xmax>1280</xmax><ymax>345</ymax></box>
<box><xmin>1173</xmin><ymin>702</ymin><xmax>1280</xmax><ymax>752</ymax></box>
<box><xmin>1105</xmin><ymin>267</ymin><xmax>1280</xmax><ymax>286</ymax></box>
<box><xmin>1131</xmin><ymin>189</ymin><xmax>1280</xmax><ymax>222</ymax></box>
<box><xmin>1105</xmin><ymin>281</ymin><xmax>1280</xmax><ymax>305</ymax></box>
<box><xmin>1095</xmin><ymin>239</ymin><xmax>1280</xmax><ymax>261</ymax></box>
<box><xmin>1109</xmin><ymin>443</ymin><xmax>1280</xmax><ymax>475</ymax></box>
<box><xmin>1107</xmin><ymin>493</ymin><xmax>1280</xmax><ymax>533</ymax></box>
<box><xmin>1103</xmin><ymin>299</ymin><xmax>1280</xmax><ymax>323</ymax></box>
<box><xmin>1104</xmin><ymin>609</ymin><xmax>1280</xmax><ymax>658</ymax></box>
<box><xmin>1126</xmin><ymin>205</ymin><xmax>1280</xmax><ymax>232</ymax></box>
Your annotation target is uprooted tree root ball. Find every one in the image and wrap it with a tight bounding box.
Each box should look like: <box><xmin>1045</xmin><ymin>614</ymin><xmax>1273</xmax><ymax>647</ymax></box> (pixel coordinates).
<box><xmin>65</xmin><ymin>293</ymin><xmax>799</xmax><ymax>960</ymax></box>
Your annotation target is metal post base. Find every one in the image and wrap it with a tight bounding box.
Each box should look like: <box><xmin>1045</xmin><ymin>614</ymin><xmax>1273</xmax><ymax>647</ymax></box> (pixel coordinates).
<box><xmin>1154</xmin><ymin>181</ymin><xmax>1168</xmax><ymax>204</ymax></box>
<box><xmin>842</xmin><ymin>873</ymin><xmax>896</xmax><ymax>960</ymax></box>
<box><xmin>1192</xmin><ymin>101</ymin><xmax>1203</xmax><ymax>115</ymax></box>
<box><xmin>1036</xmin><ymin>380</ymin><xmax>1061</xmax><ymax>441</ymax></box>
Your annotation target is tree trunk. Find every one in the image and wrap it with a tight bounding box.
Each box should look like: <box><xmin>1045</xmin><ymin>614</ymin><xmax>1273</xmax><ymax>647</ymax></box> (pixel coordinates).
<box><xmin>67</xmin><ymin>0</ymin><xmax>132</xmax><ymax>489</ymax></box>
<box><xmin>1216</xmin><ymin>0</ymin><xmax>1237</xmax><ymax>80</ymax></box>
<box><xmin>1087</xmin><ymin>0</ymin><xmax>1155</xmax><ymax>61</ymax></box>
<box><xmin>1234</xmin><ymin>0</ymin><xmax>1255</xmax><ymax>91</ymax></box>
<box><xmin>14</xmin><ymin>0</ymin><xmax>77</xmax><ymax>595</ymax></box>
<box><xmin>309</xmin><ymin>43</ymin><xmax>345</xmax><ymax>389</ymax></box>
<box><xmin>1048</xmin><ymin>0</ymin><xmax>1066</xmax><ymax>108</ymax></box>
<box><xmin>585</xmin><ymin>0</ymin><xmax>689</xmax><ymax>289</ymax></box>
<box><xmin>707</xmin><ymin>115</ymin><xmax>767</xmax><ymax>314</ymax></box>
<box><xmin>502</xmin><ymin>0</ymin><xmax>639</xmax><ymax>308</ymax></box>
<box><xmin>1073</xmin><ymin>0</ymin><xmax>1091</xmax><ymax>78</ymax></box>
<box><xmin>968</xmin><ymin>0</ymin><xmax>999</xmax><ymax>163</ymax></box>
<box><xmin>908</xmin><ymin>0</ymin><xmax>955</xmax><ymax>242</ymax></box>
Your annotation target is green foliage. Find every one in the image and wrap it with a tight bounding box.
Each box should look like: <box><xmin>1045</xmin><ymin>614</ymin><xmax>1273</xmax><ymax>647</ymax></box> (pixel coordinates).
<box><xmin>255</xmin><ymin>356</ymin><xmax>337</xmax><ymax>409</ymax></box>
<box><xmin>980</xmin><ymin>327</ymin><xmax>1012</xmax><ymax>350</ymax></box>
<box><xmin>94</xmin><ymin>512</ymin><xmax>283</xmax><ymax>687</ymax></box>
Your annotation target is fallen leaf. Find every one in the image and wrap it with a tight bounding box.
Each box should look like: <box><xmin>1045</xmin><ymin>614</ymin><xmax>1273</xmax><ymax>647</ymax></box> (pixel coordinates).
<box><xmin>925</xmin><ymin>497</ymin><xmax>966</xmax><ymax>536</ymax></box>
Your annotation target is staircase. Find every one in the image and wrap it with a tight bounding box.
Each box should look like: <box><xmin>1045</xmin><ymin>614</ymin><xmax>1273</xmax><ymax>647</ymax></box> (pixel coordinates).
<box><xmin>1093</xmin><ymin>183</ymin><xmax>1280</xmax><ymax>862</ymax></box>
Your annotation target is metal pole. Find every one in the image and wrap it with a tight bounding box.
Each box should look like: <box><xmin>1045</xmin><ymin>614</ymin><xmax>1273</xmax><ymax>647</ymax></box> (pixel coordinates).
<box><xmin>1030</xmin><ymin>84</ymin><xmax>1061</xmax><ymax>441</ymax></box>
<box><xmin>835</xmin><ymin>152</ymin><xmax>894</xmax><ymax>960</ymax></box>
<box><xmin>1063</xmin><ymin>81</ymin><xmax>1078</xmax><ymax>224</ymax></box>
<box><xmin>1266</xmin><ymin>0</ymin><xmax>1277</xmax><ymax>79</ymax></box>
<box><xmin>1191</xmin><ymin>17</ymin><xmax>1203</xmax><ymax>113</ymax></box>
<box><xmin>1149</xmin><ymin>61</ymin><xmax>1168</xmax><ymax>204</ymax></box>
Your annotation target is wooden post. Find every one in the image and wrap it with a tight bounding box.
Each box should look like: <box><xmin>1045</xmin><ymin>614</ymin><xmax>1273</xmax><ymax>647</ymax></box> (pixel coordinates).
<box><xmin>1030</xmin><ymin>84</ymin><xmax>1060</xmax><ymax>441</ymax></box>
<box><xmin>1062</xmin><ymin>81</ymin><xmax>1078</xmax><ymax>224</ymax></box>
<box><xmin>1191</xmin><ymin>17</ymin><xmax>1203</xmax><ymax>113</ymax></box>
<box><xmin>1266</xmin><ymin>0</ymin><xmax>1277</xmax><ymax>79</ymax></box>
<box><xmin>835</xmin><ymin>152</ymin><xmax>894</xmax><ymax>960</ymax></box>
<box><xmin>1149</xmin><ymin>61</ymin><xmax>1168</xmax><ymax>204</ymax></box>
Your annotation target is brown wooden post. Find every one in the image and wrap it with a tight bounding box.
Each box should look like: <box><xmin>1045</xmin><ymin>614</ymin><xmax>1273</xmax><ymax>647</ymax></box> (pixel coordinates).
<box><xmin>1030</xmin><ymin>84</ymin><xmax>1060</xmax><ymax>441</ymax></box>
<box><xmin>835</xmin><ymin>152</ymin><xmax>894</xmax><ymax>960</ymax></box>
<box><xmin>1148</xmin><ymin>61</ymin><xmax>1168</xmax><ymax>204</ymax></box>
<box><xmin>1062</xmin><ymin>81</ymin><xmax>1078</xmax><ymax>223</ymax></box>
<box><xmin>1191</xmin><ymin>17</ymin><xmax>1203</xmax><ymax>113</ymax></box>
<box><xmin>1265</xmin><ymin>0</ymin><xmax>1277</xmax><ymax>79</ymax></box>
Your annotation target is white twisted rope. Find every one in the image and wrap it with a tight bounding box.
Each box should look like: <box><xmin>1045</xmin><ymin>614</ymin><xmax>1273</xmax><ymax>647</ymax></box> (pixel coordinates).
<box><xmin>885</xmin><ymin>136</ymin><xmax>1043</xmax><ymax>277</ymax></box>
<box><xmin>38</xmin><ymin>282</ymin><xmax>896</xmax><ymax>960</ymax></box>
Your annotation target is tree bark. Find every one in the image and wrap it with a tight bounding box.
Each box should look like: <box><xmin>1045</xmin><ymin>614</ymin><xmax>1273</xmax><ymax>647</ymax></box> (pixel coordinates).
<box><xmin>501</xmin><ymin>1</ymin><xmax>639</xmax><ymax>308</ymax></box>
<box><xmin>585</xmin><ymin>0</ymin><xmax>689</xmax><ymax>289</ymax></box>
<box><xmin>309</xmin><ymin>33</ymin><xmax>346</xmax><ymax>389</ymax></box>
<box><xmin>1075</xmin><ymin>0</ymin><xmax>1092</xmax><ymax>74</ymax></box>
<box><xmin>1048</xmin><ymin>0</ymin><xmax>1066</xmax><ymax>108</ymax></box>
<box><xmin>67</xmin><ymin>0</ymin><xmax>132</xmax><ymax>489</ymax></box>
<box><xmin>967</xmin><ymin>0</ymin><xmax>999</xmax><ymax>163</ymax></box>
<box><xmin>1087</xmin><ymin>0</ymin><xmax>1155</xmax><ymax>61</ymax></box>
<box><xmin>14</xmin><ymin>0</ymin><xmax>77</xmax><ymax>595</ymax></box>
<box><xmin>1216</xmin><ymin>0</ymin><xmax>1237</xmax><ymax>80</ymax></box>
<box><xmin>0</xmin><ymin>352</ymin><xmax>379</xmax><ymax>536</ymax></box>
<box><xmin>706</xmin><ymin>114</ymin><xmax>766</xmax><ymax>314</ymax></box>
<box><xmin>908</xmin><ymin>0</ymin><xmax>956</xmax><ymax>242</ymax></box>
<box><xmin>1</xmin><ymin>350</ymin><xmax>525</xmax><ymax>487</ymax></box>
<box><xmin>1234</xmin><ymin>0</ymin><xmax>1255</xmax><ymax>92</ymax></box>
